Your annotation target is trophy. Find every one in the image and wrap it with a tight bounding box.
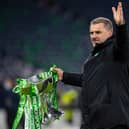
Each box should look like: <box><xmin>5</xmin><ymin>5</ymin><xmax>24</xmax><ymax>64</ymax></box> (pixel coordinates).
<box><xmin>12</xmin><ymin>65</ymin><xmax>62</xmax><ymax>129</ymax></box>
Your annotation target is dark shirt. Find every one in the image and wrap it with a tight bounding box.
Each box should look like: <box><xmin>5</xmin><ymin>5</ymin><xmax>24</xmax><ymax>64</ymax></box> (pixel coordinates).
<box><xmin>62</xmin><ymin>24</ymin><xmax>129</xmax><ymax>129</ymax></box>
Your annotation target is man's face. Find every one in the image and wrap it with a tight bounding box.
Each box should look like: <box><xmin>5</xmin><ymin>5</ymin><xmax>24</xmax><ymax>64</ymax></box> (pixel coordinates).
<box><xmin>89</xmin><ymin>23</ymin><xmax>113</xmax><ymax>46</ymax></box>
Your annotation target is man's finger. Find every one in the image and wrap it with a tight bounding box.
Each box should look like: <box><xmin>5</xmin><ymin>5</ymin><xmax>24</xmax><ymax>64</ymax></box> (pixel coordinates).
<box><xmin>112</xmin><ymin>7</ymin><xmax>117</xmax><ymax>18</ymax></box>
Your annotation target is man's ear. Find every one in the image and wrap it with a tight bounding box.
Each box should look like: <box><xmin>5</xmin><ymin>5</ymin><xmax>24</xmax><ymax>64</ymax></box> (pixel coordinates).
<box><xmin>109</xmin><ymin>30</ymin><xmax>113</xmax><ymax>37</ymax></box>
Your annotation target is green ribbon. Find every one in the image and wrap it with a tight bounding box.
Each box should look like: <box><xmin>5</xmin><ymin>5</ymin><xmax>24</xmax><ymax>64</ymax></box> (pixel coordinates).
<box><xmin>12</xmin><ymin>65</ymin><xmax>62</xmax><ymax>129</ymax></box>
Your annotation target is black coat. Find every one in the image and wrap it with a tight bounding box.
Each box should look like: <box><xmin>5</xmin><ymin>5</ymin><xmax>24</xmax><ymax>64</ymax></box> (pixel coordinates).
<box><xmin>62</xmin><ymin>24</ymin><xmax>129</xmax><ymax>129</ymax></box>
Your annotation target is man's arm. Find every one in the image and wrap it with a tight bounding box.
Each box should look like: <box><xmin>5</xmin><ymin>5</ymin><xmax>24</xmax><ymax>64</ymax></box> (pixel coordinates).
<box><xmin>63</xmin><ymin>72</ymin><xmax>83</xmax><ymax>87</ymax></box>
<box><xmin>54</xmin><ymin>68</ymin><xmax>82</xmax><ymax>87</ymax></box>
<box><xmin>112</xmin><ymin>2</ymin><xmax>129</xmax><ymax>61</ymax></box>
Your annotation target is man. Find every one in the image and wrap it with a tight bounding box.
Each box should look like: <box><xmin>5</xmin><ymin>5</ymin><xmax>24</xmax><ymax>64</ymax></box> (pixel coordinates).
<box><xmin>54</xmin><ymin>2</ymin><xmax>129</xmax><ymax>129</ymax></box>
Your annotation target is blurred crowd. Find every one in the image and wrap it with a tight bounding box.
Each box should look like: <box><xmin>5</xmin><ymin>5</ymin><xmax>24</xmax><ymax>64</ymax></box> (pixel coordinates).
<box><xmin>0</xmin><ymin>56</ymin><xmax>35</xmax><ymax>129</ymax></box>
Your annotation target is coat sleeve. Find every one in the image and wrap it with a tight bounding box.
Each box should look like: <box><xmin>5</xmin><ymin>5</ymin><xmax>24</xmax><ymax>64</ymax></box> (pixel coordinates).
<box><xmin>113</xmin><ymin>24</ymin><xmax>129</xmax><ymax>61</ymax></box>
<box><xmin>62</xmin><ymin>72</ymin><xmax>83</xmax><ymax>87</ymax></box>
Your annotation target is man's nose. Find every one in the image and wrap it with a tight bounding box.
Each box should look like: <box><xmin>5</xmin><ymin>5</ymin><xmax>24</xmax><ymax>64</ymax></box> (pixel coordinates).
<box><xmin>94</xmin><ymin>32</ymin><xmax>98</xmax><ymax>36</ymax></box>
<box><xmin>92</xmin><ymin>33</ymin><xmax>97</xmax><ymax>38</ymax></box>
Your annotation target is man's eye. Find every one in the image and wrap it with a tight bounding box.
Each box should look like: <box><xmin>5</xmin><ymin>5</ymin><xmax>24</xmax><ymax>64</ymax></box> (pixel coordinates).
<box><xmin>96</xmin><ymin>31</ymin><xmax>101</xmax><ymax>34</ymax></box>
